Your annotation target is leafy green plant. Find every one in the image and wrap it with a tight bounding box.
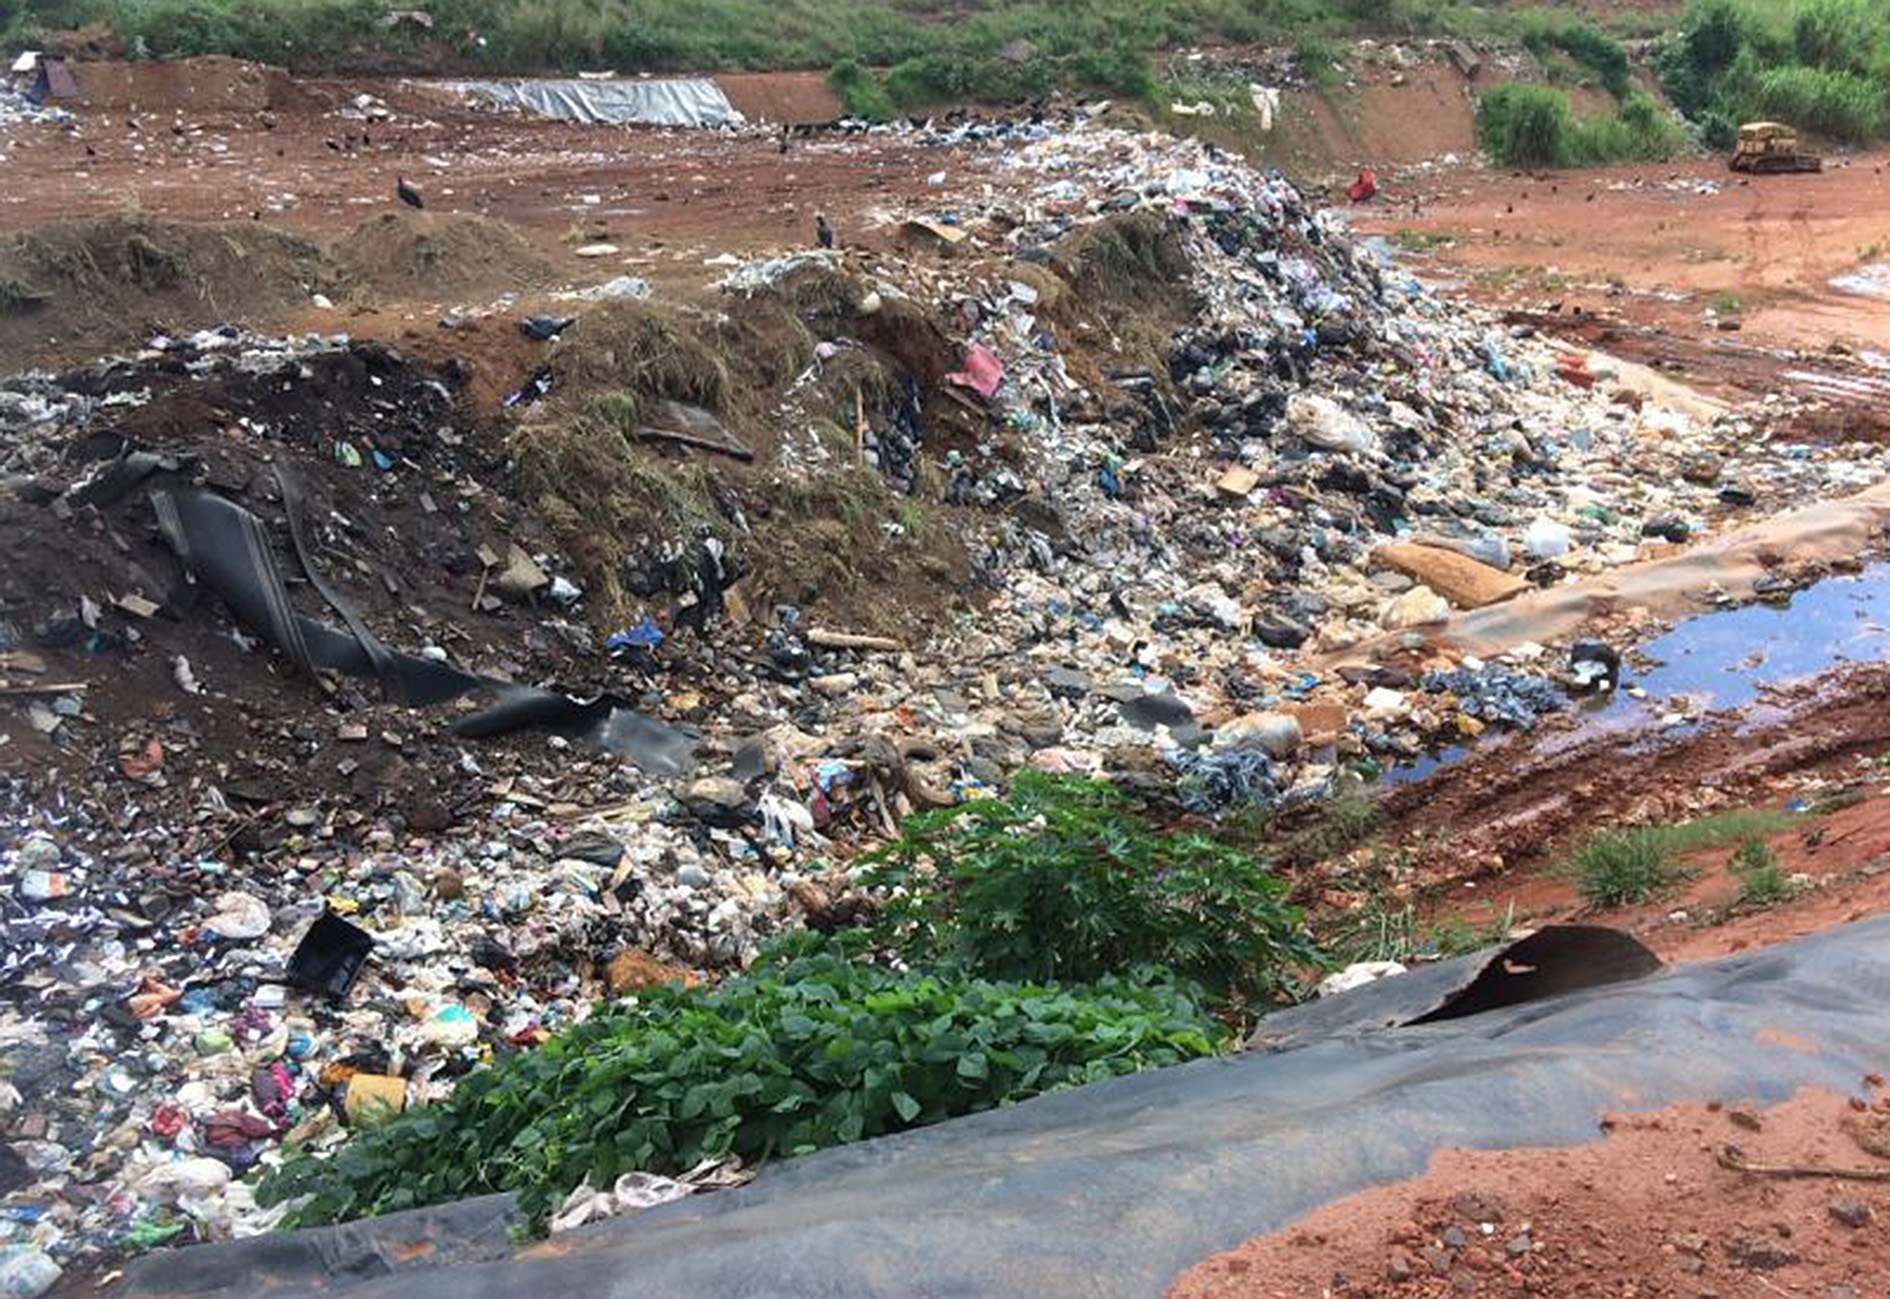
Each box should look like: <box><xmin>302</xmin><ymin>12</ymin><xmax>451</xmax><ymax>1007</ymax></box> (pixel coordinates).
<box><xmin>1571</xmin><ymin>827</ymin><xmax>1677</xmax><ymax>907</ymax></box>
<box><xmin>1730</xmin><ymin>836</ymin><xmax>1794</xmax><ymax>906</ymax></box>
<box><xmin>861</xmin><ymin>773</ymin><xmax>1319</xmax><ymax>1005</ymax></box>
<box><xmin>1709</xmin><ymin>291</ymin><xmax>1742</xmax><ymax>314</ymax></box>
<box><xmin>258</xmin><ymin>931</ymin><xmax>1221</xmax><ymax>1230</ymax></box>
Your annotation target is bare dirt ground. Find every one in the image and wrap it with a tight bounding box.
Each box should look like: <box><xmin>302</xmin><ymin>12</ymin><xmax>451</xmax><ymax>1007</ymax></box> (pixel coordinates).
<box><xmin>0</xmin><ymin>69</ymin><xmax>996</xmax><ymax>369</ymax></box>
<box><xmin>1170</xmin><ymin>1083</ymin><xmax>1890</xmax><ymax>1299</ymax></box>
<box><xmin>1352</xmin><ymin>150</ymin><xmax>1890</xmax><ymax>356</ymax></box>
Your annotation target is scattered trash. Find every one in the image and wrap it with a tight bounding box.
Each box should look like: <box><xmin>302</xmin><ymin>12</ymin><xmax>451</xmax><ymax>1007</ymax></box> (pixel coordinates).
<box><xmin>518</xmin><ymin>315</ymin><xmax>575</xmax><ymax>341</ymax></box>
<box><xmin>286</xmin><ymin>912</ymin><xmax>376</xmax><ymax>1001</ymax></box>
<box><xmin>1317</xmin><ymin>961</ymin><xmax>1407</xmax><ymax>997</ymax></box>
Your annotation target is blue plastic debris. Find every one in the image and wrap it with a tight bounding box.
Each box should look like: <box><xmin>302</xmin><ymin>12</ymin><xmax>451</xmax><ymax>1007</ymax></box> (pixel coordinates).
<box><xmin>1421</xmin><ymin>668</ymin><xmax>1566</xmax><ymax>731</ymax></box>
<box><xmin>606</xmin><ymin>615</ymin><xmax>664</xmax><ymax>655</ymax></box>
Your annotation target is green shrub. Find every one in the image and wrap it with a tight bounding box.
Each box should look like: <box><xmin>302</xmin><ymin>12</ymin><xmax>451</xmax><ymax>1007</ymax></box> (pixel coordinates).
<box><xmin>1479</xmin><ymin>84</ymin><xmax>1689</xmax><ymax>168</ymax></box>
<box><xmin>1567</xmin><ymin>91</ymin><xmax>1692</xmax><ymax>163</ymax></box>
<box><xmin>1756</xmin><ymin>64</ymin><xmax>1887</xmax><ymax>140</ymax></box>
<box><xmin>1519</xmin><ymin>11</ymin><xmax>1633</xmax><ymax>99</ymax></box>
<box><xmin>1571</xmin><ymin>827</ymin><xmax>1676</xmax><ymax>907</ymax></box>
<box><xmin>1476</xmin><ymin>83</ymin><xmax>1574</xmax><ymax>166</ymax></box>
<box><xmin>861</xmin><ymin>773</ymin><xmax>1319</xmax><ymax>1005</ymax></box>
<box><xmin>1660</xmin><ymin>0</ymin><xmax>1890</xmax><ymax>145</ymax></box>
<box><xmin>258</xmin><ymin>932</ymin><xmax>1221</xmax><ymax>1229</ymax></box>
<box><xmin>828</xmin><ymin>57</ymin><xmax>896</xmax><ymax>122</ymax></box>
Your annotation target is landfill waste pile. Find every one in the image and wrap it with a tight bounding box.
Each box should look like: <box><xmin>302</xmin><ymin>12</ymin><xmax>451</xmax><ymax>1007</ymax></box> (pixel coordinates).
<box><xmin>2</xmin><ymin>104</ymin><xmax>1888</xmax><ymax>1290</ymax></box>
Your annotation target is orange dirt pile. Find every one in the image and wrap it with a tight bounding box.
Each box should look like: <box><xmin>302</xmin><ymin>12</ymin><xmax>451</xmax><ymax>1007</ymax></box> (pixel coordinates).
<box><xmin>1170</xmin><ymin>1084</ymin><xmax>1890</xmax><ymax>1299</ymax></box>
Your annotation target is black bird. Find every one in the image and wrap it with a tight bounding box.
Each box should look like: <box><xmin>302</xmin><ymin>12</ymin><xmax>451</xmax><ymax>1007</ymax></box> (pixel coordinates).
<box><xmin>778</xmin><ymin>124</ymin><xmax>790</xmax><ymax>155</ymax></box>
<box><xmin>814</xmin><ymin>213</ymin><xmax>833</xmax><ymax>249</ymax></box>
<box><xmin>397</xmin><ymin>176</ymin><xmax>425</xmax><ymax>210</ymax></box>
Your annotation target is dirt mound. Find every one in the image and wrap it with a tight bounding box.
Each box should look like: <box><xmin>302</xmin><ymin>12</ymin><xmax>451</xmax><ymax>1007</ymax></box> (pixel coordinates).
<box><xmin>716</xmin><ymin>71</ymin><xmax>844</xmax><ymax>126</ymax></box>
<box><xmin>61</xmin><ymin>55</ymin><xmax>304</xmax><ymax>114</ymax></box>
<box><xmin>1170</xmin><ymin>1085</ymin><xmax>1890</xmax><ymax>1299</ymax></box>
<box><xmin>37</xmin><ymin>24</ymin><xmax>126</xmax><ymax>61</ymax></box>
<box><xmin>332</xmin><ymin>212</ymin><xmax>562</xmax><ymax>300</ymax></box>
<box><xmin>0</xmin><ymin>332</ymin><xmax>567</xmax><ymax>798</ymax></box>
<box><xmin>496</xmin><ymin>278</ymin><xmax>976</xmax><ymax>635</ymax></box>
<box><xmin>0</xmin><ymin>214</ymin><xmax>338</xmax><ymax>365</ymax></box>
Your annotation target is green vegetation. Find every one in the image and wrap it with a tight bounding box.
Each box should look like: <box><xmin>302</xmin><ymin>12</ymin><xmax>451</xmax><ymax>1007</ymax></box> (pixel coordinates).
<box><xmin>1476</xmin><ymin>84</ymin><xmax>1691</xmax><ymax>167</ymax></box>
<box><xmin>1659</xmin><ymin>0</ymin><xmax>1890</xmax><ymax>147</ymax></box>
<box><xmin>258</xmin><ymin>776</ymin><xmax>1324</xmax><ymax>1234</ymax></box>
<box><xmin>1393</xmin><ymin>230</ymin><xmax>1458</xmax><ymax>252</ymax></box>
<box><xmin>1571</xmin><ymin>827</ymin><xmax>1679</xmax><ymax>907</ymax></box>
<box><xmin>1517</xmin><ymin>9</ymin><xmax>1633</xmax><ymax>98</ymax></box>
<box><xmin>828</xmin><ymin>56</ymin><xmax>896</xmax><ymax>121</ymax></box>
<box><xmin>1647</xmin><ymin>807</ymin><xmax>1799</xmax><ymax>854</ymax></box>
<box><xmin>1709</xmin><ymin>291</ymin><xmax>1743</xmax><ymax>313</ymax></box>
<box><xmin>0</xmin><ymin>0</ymin><xmax>1741</xmax><ymax>128</ymax></box>
<box><xmin>258</xmin><ymin>931</ymin><xmax>1222</xmax><ymax>1230</ymax></box>
<box><xmin>1329</xmin><ymin>895</ymin><xmax>1516</xmax><ymax>965</ymax></box>
<box><xmin>1730</xmin><ymin>836</ymin><xmax>1794</xmax><ymax>906</ymax></box>
<box><xmin>1569</xmin><ymin>809</ymin><xmax>1801</xmax><ymax>908</ymax></box>
<box><xmin>863</xmin><ymin>773</ymin><xmax>1317</xmax><ymax>1006</ymax></box>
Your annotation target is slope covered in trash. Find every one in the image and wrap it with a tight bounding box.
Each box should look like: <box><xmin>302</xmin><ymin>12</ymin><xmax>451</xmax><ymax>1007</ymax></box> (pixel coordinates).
<box><xmin>4</xmin><ymin>103</ymin><xmax>1890</xmax><ymax>1290</ymax></box>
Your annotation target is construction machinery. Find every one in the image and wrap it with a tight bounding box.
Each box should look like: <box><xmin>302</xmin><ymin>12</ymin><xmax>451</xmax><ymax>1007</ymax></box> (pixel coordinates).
<box><xmin>1729</xmin><ymin>121</ymin><xmax>1822</xmax><ymax>174</ymax></box>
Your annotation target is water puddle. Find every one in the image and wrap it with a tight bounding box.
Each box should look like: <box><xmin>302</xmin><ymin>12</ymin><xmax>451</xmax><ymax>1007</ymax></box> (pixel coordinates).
<box><xmin>1379</xmin><ymin>563</ymin><xmax>1890</xmax><ymax>785</ymax></box>
<box><xmin>1831</xmin><ymin>262</ymin><xmax>1890</xmax><ymax>301</ymax></box>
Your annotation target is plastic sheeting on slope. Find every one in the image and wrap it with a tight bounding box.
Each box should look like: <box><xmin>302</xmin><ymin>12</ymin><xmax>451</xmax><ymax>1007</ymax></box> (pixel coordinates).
<box><xmin>442</xmin><ymin>77</ymin><xmax>744</xmax><ymax>127</ymax></box>
<box><xmin>151</xmin><ymin>479</ymin><xmax>698</xmax><ymax>775</ymax></box>
<box><xmin>120</xmin><ymin>918</ymin><xmax>1890</xmax><ymax>1299</ymax></box>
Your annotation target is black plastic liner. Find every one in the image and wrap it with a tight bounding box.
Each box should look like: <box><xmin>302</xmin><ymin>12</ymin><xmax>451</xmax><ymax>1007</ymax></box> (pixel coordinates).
<box><xmin>120</xmin><ymin>918</ymin><xmax>1890</xmax><ymax>1299</ymax></box>
<box><xmin>150</xmin><ymin>480</ymin><xmax>697</xmax><ymax>775</ymax></box>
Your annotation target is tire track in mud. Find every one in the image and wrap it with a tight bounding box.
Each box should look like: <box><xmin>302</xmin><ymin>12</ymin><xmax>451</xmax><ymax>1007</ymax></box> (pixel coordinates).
<box><xmin>1377</xmin><ymin>664</ymin><xmax>1890</xmax><ymax>884</ymax></box>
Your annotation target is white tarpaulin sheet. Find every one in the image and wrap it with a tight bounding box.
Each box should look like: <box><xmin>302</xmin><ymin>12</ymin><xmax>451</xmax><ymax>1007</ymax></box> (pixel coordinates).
<box><xmin>445</xmin><ymin>77</ymin><xmax>743</xmax><ymax>127</ymax></box>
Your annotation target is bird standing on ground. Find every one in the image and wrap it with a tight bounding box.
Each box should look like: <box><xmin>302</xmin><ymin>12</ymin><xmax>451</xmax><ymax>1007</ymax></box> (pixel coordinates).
<box><xmin>815</xmin><ymin>213</ymin><xmax>834</xmax><ymax>249</ymax></box>
<box><xmin>397</xmin><ymin>176</ymin><xmax>425</xmax><ymax>210</ymax></box>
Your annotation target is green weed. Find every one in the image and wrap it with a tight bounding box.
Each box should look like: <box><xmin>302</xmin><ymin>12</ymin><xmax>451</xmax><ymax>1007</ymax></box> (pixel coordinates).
<box><xmin>1328</xmin><ymin>896</ymin><xmax>1515</xmax><ymax>965</ymax></box>
<box><xmin>1660</xmin><ymin>0</ymin><xmax>1890</xmax><ymax>147</ymax></box>
<box><xmin>1571</xmin><ymin>827</ymin><xmax>1678</xmax><ymax>907</ymax></box>
<box><xmin>1652</xmin><ymin>808</ymin><xmax>1798</xmax><ymax>855</ymax></box>
<box><xmin>1476</xmin><ymin>84</ymin><xmax>1691</xmax><ymax>168</ymax></box>
<box><xmin>258</xmin><ymin>931</ymin><xmax>1223</xmax><ymax>1231</ymax></box>
<box><xmin>1730</xmin><ymin>835</ymin><xmax>1795</xmax><ymax>906</ymax></box>
<box><xmin>1569</xmin><ymin>809</ymin><xmax>1800</xmax><ymax>908</ymax></box>
<box><xmin>861</xmin><ymin>772</ymin><xmax>1320</xmax><ymax>1006</ymax></box>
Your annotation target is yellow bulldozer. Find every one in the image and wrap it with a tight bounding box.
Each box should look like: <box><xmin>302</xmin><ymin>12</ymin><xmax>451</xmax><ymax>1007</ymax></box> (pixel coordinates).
<box><xmin>1728</xmin><ymin>121</ymin><xmax>1822</xmax><ymax>174</ymax></box>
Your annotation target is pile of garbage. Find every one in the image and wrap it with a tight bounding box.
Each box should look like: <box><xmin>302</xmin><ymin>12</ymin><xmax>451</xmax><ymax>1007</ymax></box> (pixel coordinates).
<box><xmin>5</xmin><ymin>109</ymin><xmax>1890</xmax><ymax>1288</ymax></box>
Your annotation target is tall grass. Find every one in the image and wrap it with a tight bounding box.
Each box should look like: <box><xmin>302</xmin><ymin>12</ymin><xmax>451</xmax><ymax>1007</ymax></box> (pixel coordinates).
<box><xmin>0</xmin><ymin>0</ymin><xmax>1641</xmax><ymax>102</ymax></box>
<box><xmin>1476</xmin><ymin>84</ymin><xmax>1691</xmax><ymax>168</ymax></box>
<box><xmin>1517</xmin><ymin>8</ymin><xmax>1633</xmax><ymax>99</ymax></box>
<box><xmin>1659</xmin><ymin>0</ymin><xmax>1890</xmax><ymax>146</ymax></box>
